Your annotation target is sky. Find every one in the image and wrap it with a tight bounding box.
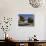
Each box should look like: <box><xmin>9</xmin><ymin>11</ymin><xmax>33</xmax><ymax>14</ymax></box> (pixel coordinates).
<box><xmin>19</xmin><ymin>14</ymin><xmax>34</xmax><ymax>20</ymax></box>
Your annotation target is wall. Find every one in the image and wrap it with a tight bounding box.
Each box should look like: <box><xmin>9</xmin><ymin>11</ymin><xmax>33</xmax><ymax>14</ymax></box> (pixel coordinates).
<box><xmin>44</xmin><ymin>14</ymin><xmax>46</xmax><ymax>40</ymax></box>
<box><xmin>0</xmin><ymin>0</ymin><xmax>46</xmax><ymax>40</ymax></box>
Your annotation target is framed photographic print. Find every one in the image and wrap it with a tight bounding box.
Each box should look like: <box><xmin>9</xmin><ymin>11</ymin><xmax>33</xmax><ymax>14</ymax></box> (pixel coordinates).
<box><xmin>18</xmin><ymin>14</ymin><xmax>34</xmax><ymax>26</ymax></box>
